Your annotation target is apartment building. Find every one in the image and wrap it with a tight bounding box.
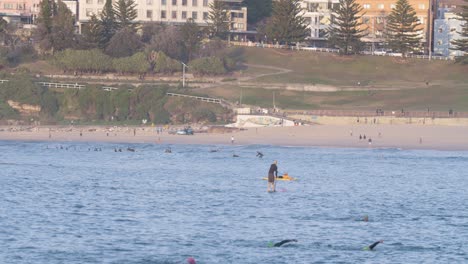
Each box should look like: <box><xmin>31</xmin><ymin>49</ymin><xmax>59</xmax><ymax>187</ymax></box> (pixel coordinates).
<box><xmin>78</xmin><ymin>0</ymin><xmax>247</xmax><ymax>33</ymax></box>
<box><xmin>301</xmin><ymin>0</ymin><xmax>339</xmax><ymax>44</ymax></box>
<box><xmin>355</xmin><ymin>0</ymin><xmax>434</xmax><ymax>51</ymax></box>
<box><xmin>0</xmin><ymin>0</ymin><xmax>40</xmax><ymax>24</ymax></box>
<box><xmin>434</xmin><ymin>1</ymin><xmax>465</xmax><ymax>57</ymax></box>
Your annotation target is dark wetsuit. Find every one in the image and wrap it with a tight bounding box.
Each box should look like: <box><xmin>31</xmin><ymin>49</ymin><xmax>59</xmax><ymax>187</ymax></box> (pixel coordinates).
<box><xmin>274</xmin><ymin>239</ymin><xmax>297</xmax><ymax>247</ymax></box>
<box><xmin>268</xmin><ymin>163</ymin><xmax>278</xmax><ymax>183</ymax></box>
<box><xmin>364</xmin><ymin>240</ymin><xmax>383</xmax><ymax>250</ymax></box>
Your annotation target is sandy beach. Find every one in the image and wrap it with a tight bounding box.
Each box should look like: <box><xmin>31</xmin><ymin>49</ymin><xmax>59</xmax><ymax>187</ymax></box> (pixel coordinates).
<box><xmin>1</xmin><ymin>124</ymin><xmax>468</xmax><ymax>151</ymax></box>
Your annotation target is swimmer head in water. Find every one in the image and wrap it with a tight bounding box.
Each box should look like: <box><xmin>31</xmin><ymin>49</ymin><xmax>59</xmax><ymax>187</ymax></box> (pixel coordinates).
<box><xmin>186</xmin><ymin>257</ymin><xmax>196</xmax><ymax>264</ymax></box>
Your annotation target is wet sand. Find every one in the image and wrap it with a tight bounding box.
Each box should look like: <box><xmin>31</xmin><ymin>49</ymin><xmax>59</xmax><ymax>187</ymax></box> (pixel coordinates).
<box><xmin>1</xmin><ymin>124</ymin><xmax>468</xmax><ymax>151</ymax></box>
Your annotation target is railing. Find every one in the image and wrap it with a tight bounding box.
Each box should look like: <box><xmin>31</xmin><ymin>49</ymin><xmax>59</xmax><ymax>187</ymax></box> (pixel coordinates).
<box><xmin>167</xmin><ymin>92</ymin><xmax>222</xmax><ymax>104</ymax></box>
<box><xmin>285</xmin><ymin>109</ymin><xmax>468</xmax><ymax>118</ymax></box>
<box><xmin>0</xmin><ymin>79</ymin><xmax>9</xmax><ymax>83</ymax></box>
<box><xmin>37</xmin><ymin>82</ymin><xmax>85</xmax><ymax>89</ymax></box>
<box><xmin>230</xmin><ymin>41</ymin><xmax>456</xmax><ymax>60</ymax></box>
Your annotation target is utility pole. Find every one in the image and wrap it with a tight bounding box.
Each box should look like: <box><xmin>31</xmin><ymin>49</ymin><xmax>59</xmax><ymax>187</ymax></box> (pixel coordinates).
<box><xmin>181</xmin><ymin>62</ymin><xmax>188</xmax><ymax>87</ymax></box>
<box><xmin>429</xmin><ymin>0</ymin><xmax>433</xmax><ymax>60</ymax></box>
<box><xmin>273</xmin><ymin>91</ymin><xmax>276</xmax><ymax>110</ymax></box>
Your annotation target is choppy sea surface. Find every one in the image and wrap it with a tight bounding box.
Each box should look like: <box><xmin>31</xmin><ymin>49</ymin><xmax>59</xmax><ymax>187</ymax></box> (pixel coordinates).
<box><xmin>0</xmin><ymin>140</ymin><xmax>467</xmax><ymax>264</ymax></box>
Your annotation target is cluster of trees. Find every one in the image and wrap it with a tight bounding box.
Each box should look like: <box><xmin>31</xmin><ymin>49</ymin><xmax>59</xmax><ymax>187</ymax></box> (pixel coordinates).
<box><xmin>31</xmin><ymin>0</ymin><xmax>242</xmax><ymax>75</ymax></box>
<box><xmin>326</xmin><ymin>0</ymin><xmax>425</xmax><ymax>55</ymax></box>
<box><xmin>0</xmin><ymin>74</ymin><xmax>231</xmax><ymax>123</ymax></box>
<box><xmin>250</xmin><ymin>0</ymin><xmax>467</xmax><ymax>59</ymax></box>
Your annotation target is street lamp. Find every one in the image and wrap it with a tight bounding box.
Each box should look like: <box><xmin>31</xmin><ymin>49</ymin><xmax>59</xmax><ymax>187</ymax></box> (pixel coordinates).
<box><xmin>181</xmin><ymin>62</ymin><xmax>188</xmax><ymax>88</ymax></box>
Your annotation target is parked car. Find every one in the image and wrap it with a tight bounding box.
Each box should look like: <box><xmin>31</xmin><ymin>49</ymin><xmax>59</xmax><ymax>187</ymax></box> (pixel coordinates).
<box><xmin>176</xmin><ymin>127</ymin><xmax>194</xmax><ymax>135</ymax></box>
<box><xmin>373</xmin><ymin>49</ymin><xmax>387</xmax><ymax>55</ymax></box>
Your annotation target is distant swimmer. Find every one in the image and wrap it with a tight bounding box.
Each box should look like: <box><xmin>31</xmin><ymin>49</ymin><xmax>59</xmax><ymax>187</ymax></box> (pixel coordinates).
<box><xmin>268</xmin><ymin>239</ymin><xmax>298</xmax><ymax>247</ymax></box>
<box><xmin>233</xmin><ymin>154</ymin><xmax>239</xmax><ymax>157</ymax></box>
<box><xmin>127</xmin><ymin>147</ymin><xmax>135</xmax><ymax>152</ymax></box>
<box><xmin>363</xmin><ymin>240</ymin><xmax>383</xmax><ymax>251</ymax></box>
<box><xmin>256</xmin><ymin>151</ymin><xmax>264</xmax><ymax>158</ymax></box>
<box><xmin>165</xmin><ymin>147</ymin><xmax>172</xmax><ymax>153</ymax></box>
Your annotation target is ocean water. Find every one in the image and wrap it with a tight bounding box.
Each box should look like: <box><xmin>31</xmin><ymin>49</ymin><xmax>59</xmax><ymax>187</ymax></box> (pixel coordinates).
<box><xmin>0</xmin><ymin>141</ymin><xmax>467</xmax><ymax>264</ymax></box>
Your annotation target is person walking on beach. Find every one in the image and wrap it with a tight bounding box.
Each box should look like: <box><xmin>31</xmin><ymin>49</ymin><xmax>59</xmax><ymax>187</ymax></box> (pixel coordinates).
<box><xmin>231</xmin><ymin>135</ymin><xmax>235</xmax><ymax>144</ymax></box>
<box><xmin>267</xmin><ymin>161</ymin><xmax>278</xmax><ymax>192</ymax></box>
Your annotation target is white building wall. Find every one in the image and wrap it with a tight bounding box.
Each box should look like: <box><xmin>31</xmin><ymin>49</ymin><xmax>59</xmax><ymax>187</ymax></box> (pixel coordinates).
<box><xmin>301</xmin><ymin>0</ymin><xmax>339</xmax><ymax>41</ymax></box>
<box><xmin>78</xmin><ymin>0</ymin><xmax>246</xmax><ymax>30</ymax></box>
<box><xmin>434</xmin><ymin>12</ymin><xmax>465</xmax><ymax>57</ymax></box>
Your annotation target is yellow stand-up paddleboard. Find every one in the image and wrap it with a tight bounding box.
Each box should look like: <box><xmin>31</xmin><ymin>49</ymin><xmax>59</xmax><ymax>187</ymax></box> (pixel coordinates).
<box><xmin>262</xmin><ymin>173</ymin><xmax>297</xmax><ymax>181</ymax></box>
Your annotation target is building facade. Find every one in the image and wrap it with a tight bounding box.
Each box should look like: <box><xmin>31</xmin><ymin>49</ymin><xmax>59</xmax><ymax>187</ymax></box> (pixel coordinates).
<box><xmin>78</xmin><ymin>0</ymin><xmax>247</xmax><ymax>33</ymax></box>
<box><xmin>434</xmin><ymin>10</ymin><xmax>465</xmax><ymax>57</ymax></box>
<box><xmin>355</xmin><ymin>0</ymin><xmax>434</xmax><ymax>51</ymax></box>
<box><xmin>0</xmin><ymin>0</ymin><xmax>40</xmax><ymax>24</ymax></box>
<box><xmin>301</xmin><ymin>0</ymin><xmax>339</xmax><ymax>44</ymax></box>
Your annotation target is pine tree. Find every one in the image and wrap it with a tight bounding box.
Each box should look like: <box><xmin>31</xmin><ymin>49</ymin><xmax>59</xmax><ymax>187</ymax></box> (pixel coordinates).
<box><xmin>35</xmin><ymin>0</ymin><xmax>55</xmax><ymax>51</ymax></box>
<box><xmin>50</xmin><ymin>0</ymin><xmax>76</xmax><ymax>51</ymax></box>
<box><xmin>207</xmin><ymin>0</ymin><xmax>230</xmax><ymax>39</ymax></box>
<box><xmin>99</xmin><ymin>0</ymin><xmax>117</xmax><ymax>48</ymax></box>
<box><xmin>114</xmin><ymin>0</ymin><xmax>138</xmax><ymax>30</ymax></box>
<box><xmin>244</xmin><ymin>0</ymin><xmax>272</xmax><ymax>26</ymax></box>
<box><xmin>180</xmin><ymin>18</ymin><xmax>201</xmax><ymax>62</ymax></box>
<box><xmin>385</xmin><ymin>0</ymin><xmax>422</xmax><ymax>55</ymax></box>
<box><xmin>327</xmin><ymin>0</ymin><xmax>367</xmax><ymax>55</ymax></box>
<box><xmin>82</xmin><ymin>14</ymin><xmax>102</xmax><ymax>48</ymax></box>
<box><xmin>265</xmin><ymin>0</ymin><xmax>308</xmax><ymax>44</ymax></box>
<box><xmin>451</xmin><ymin>0</ymin><xmax>468</xmax><ymax>63</ymax></box>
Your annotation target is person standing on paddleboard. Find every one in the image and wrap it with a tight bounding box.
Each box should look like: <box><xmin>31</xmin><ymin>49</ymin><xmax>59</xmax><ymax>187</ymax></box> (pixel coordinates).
<box><xmin>267</xmin><ymin>161</ymin><xmax>278</xmax><ymax>192</ymax></box>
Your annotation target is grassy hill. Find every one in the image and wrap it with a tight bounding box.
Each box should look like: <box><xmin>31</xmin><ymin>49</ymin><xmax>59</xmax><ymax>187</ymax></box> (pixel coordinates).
<box><xmin>194</xmin><ymin>47</ymin><xmax>468</xmax><ymax>112</ymax></box>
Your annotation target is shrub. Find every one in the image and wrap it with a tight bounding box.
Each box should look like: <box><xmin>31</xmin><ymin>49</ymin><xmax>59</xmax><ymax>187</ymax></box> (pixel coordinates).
<box><xmin>188</xmin><ymin>56</ymin><xmax>226</xmax><ymax>75</ymax></box>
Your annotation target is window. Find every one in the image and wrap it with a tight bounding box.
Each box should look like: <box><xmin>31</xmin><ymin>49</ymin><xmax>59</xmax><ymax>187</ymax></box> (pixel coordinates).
<box><xmin>147</xmin><ymin>0</ymin><xmax>153</xmax><ymax>4</ymax></box>
<box><xmin>192</xmin><ymin>0</ymin><xmax>197</xmax><ymax>6</ymax></box>
<box><xmin>147</xmin><ymin>10</ymin><xmax>153</xmax><ymax>18</ymax></box>
<box><xmin>161</xmin><ymin>0</ymin><xmax>166</xmax><ymax>5</ymax></box>
<box><xmin>182</xmin><ymin>0</ymin><xmax>187</xmax><ymax>5</ymax></box>
<box><xmin>418</xmin><ymin>4</ymin><xmax>425</xmax><ymax>9</ymax></box>
<box><xmin>203</xmin><ymin>12</ymin><xmax>208</xmax><ymax>20</ymax></box>
<box><xmin>192</xmin><ymin>11</ymin><xmax>198</xmax><ymax>20</ymax></box>
<box><xmin>390</xmin><ymin>4</ymin><xmax>396</xmax><ymax>9</ymax></box>
<box><xmin>161</xmin><ymin>10</ymin><xmax>166</xmax><ymax>19</ymax></box>
<box><xmin>3</xmin><ymin>3</ymin><xmax>13</xmax><ymax>9</ymax></box>
<box><xmin>363</xmin><ymin>4</ymin><xmax>370</xmax><ymax>9</ymax></box>
<box><xmin>172</xmin><ymin>0</ymin><xmax>176</xmax><ymax>5</ymax></box>
<box><xmin>182</xmin><ymin>11</ymin><xmax>187</xmax><ymax>19</ymax></box>
<box><xmin>203</xmin><ymin>0</ymin><xmax>208</xmax><ymax>6</ymax></box>
<box><xmin>86</xmin><ymin>0</ymin><xmax>92</xmax><ymax>4</ymax></box>
<box><xmin>377</xmin><ymin>4</ymin><xmax>384</xmax><ymax>9</ymax></box>
<box><xmin>172</xmin><ymin>11</ymin><xmax>177</xmax><ymax>19</ymax></box>
<box><xmin>237</xmin><ymin>23</ymin><xmax>244</xmax><ymax>29</ymax></box>
<box><xmin>98</xmin><ymin>0</ymin><xmax>104</xmax><ymax>4</ymax></box>
<box><xmin>86</xmin><ymin>8</ymin><xmax>94</xmax><ymax>16</ymax></box>
<box><xmin>419</xmin><ymin>17</ymin><xmax>425</xmax><ymax>24</ymax></box>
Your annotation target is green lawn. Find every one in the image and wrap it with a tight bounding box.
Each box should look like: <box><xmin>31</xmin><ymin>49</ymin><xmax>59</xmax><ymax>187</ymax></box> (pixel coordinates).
<box><xmin>194</xmin><ymin>47</ymin><xmax>468</xmax><ymax>112</ymax></box>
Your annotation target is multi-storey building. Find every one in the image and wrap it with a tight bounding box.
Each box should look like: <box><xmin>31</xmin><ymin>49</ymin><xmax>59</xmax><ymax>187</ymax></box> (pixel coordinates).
<box><xmin>78</xmin><ymin>0</ymin><xmax>247</xmax><ymax>34</ymax></box>
<box><xmin>434</xmin><ymin>0</ymin><xmax>465</xmax><ymax>57</ymax></box>
<box><xmin>301</xmin><ymin>0</ymin><xmax>435</xmax><ymax>51</ymax></box>
<box><xmin>301</xmin><ymin>0</ymin><xmax>339</xmax><ymax>45</ymax></box>
<box><xmin>0</xmin><ymin>0</ymin><xmax>39</xmax><ymax>24</ymax></box>
<box><xmin>355</xmin><ymin>0</ymin><xmax>434</xmax><ymax>51</ymax></box>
